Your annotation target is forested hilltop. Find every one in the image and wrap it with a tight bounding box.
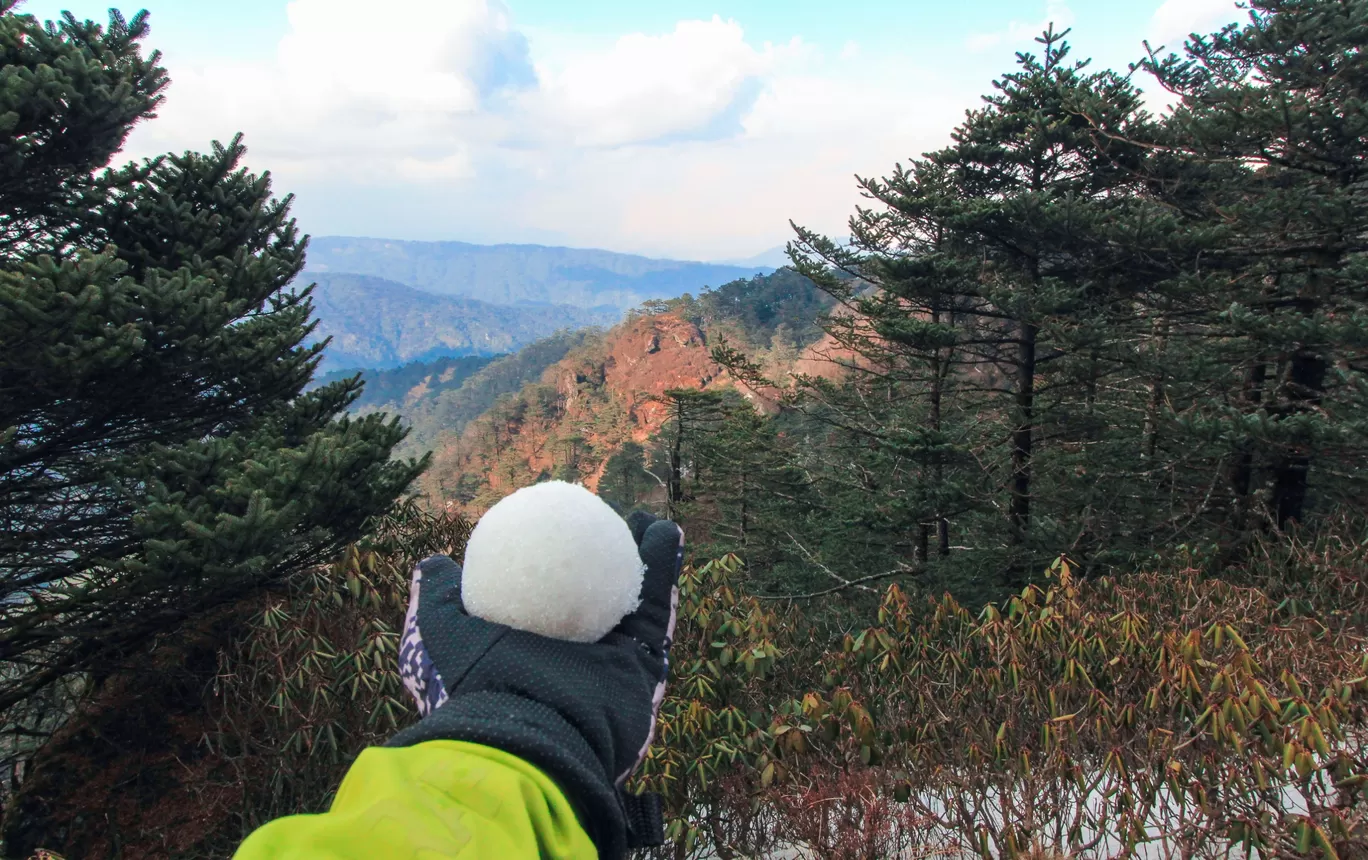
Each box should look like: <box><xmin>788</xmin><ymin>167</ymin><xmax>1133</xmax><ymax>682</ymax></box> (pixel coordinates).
<box><xmin>392</xmin><ymin>267</ymin><xmax>834</xmax><ymax>514</ymax></box>
<box><xmin>6</xmin><ymin>2</ymin><xmax>1368</xmax><ymax>859</ymax></box>
<box><xmin>322</xmin><ymin>328</ymin><xmax>605</xmax><ymax>462</ymax></box>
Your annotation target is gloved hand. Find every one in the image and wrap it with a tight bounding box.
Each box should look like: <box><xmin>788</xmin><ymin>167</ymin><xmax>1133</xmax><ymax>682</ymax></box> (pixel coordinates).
<box><xmin>390</xmin><ymin>510</ymin><xmax>683</xmax><ymax>859</ymax></box>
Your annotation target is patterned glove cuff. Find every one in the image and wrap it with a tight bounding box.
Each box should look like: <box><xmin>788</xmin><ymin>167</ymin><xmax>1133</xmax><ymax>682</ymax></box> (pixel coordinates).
<box><xmin>621</xmin><ymin>789</ymin><xmax>665</xmax><ymax>848</ymax></box>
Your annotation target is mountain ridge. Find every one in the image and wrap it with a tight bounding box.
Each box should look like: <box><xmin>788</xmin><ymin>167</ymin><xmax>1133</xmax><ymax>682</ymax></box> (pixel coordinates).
<box><xmin>367</xmin><ymin>269</ymin><xmax>839</xmax><ymax>510</ymax></box>
<box><xmin>307</xmin><ymin>272</ymin><xmax>616</xmax><ymax>373</ymax></box>
<box><xmin>305</xmin><ymin>236</ymin><xmax>774</xmax><ymax>311</ymax></box>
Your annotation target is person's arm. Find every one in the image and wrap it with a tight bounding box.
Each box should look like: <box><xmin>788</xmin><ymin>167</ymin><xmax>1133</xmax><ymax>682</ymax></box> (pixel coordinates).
<box><xmin>235</xmin><ymin>511</ymin><xmax>683</xmax><ymax>860</ymax></box>
<box><xmin>234</xmin><ymin>740</ymin><xmax>596</xmax><ymax>859</ymax></box>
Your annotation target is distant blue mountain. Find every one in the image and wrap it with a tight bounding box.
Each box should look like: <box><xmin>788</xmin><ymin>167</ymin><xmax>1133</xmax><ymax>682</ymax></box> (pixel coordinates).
<box><xmin>307</xmin><ymin>273</ymin><xmax>618</xmax><ymax>373</ymax></box>
<box><xmin>718</xmin><ymin>246</ymin><xmax>792</xmax><ymax>269</ymax></box>
<box><xmin>304</xmin><ymin>236</ymin><xmax>773</xmax><ymax>311</ymax></box>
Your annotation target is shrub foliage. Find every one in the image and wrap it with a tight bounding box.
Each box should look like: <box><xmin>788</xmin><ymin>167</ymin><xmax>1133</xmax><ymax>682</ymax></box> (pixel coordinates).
<box><xmin>9</xmin><ymin>512</ymin><xmax>1368</xmax><ymax>859</ymax></box>
<box><xmin>636</xmin><ymin>541</ymin><xmax>1368</xmax><ymax>859</ymax></box>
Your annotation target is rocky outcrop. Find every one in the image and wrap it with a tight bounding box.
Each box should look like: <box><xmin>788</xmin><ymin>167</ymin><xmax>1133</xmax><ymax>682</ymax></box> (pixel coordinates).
<box><xmin>421</xmin><ymin>312</ymin><xmax>731</xmax><ymax>512</ymax></box>
<box><xmin>601</xmin><ymin>314</ymin><xmax>727</xmax><ymax>437</ymax></box>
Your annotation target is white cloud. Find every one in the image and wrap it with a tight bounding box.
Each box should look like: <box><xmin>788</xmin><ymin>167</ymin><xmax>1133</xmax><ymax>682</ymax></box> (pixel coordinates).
<box><xmin>283</xmin><ymin>0</ymin><xmax>535</xmax><ymax>109</ymax></box>
<box><xmin>493</xmin><ymin>55</ymin><xmax>968</xmax><ymax>260</ymax></box>
<box><xmin>1148</xmin><ymin>0</ymin><xmax>1245</xmax><ymax>51</ymax></box>
<box><xmin>395</xmin><ymin>151</ymin><xmax>475</xmax><ymax>182</ymax></box>
<box><xmin>531</xmin><ymin>16</ymin><xmax>785</xmax><ymax>147</ymax></box>
<box><xmin>118</xmin><ymin>4</ymin><xmax>979</xmax><ymax>260</ymax></box>
<box><xmin>124</xmin><ymin>0</ymin><xmax>532</xmax><ymax>181</ymax></box>
<box><xmin>967</xmin><ymin>0</ymin><xmax>1074</xmax><ymax>53</ymax></box>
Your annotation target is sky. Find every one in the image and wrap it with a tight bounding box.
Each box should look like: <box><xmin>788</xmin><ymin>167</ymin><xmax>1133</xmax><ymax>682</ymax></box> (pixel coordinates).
<box><xmin>18</xmin><ymin>0</ymin><xmax>1248</xmax><ymax>262</ymax></box>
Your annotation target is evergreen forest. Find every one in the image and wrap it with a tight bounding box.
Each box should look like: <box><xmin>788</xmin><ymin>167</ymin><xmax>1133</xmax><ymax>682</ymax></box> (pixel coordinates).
<box><xmin>4</xmin><ymin>1</ymin><xmax>1368</xmax><ymax>858</ymax></box>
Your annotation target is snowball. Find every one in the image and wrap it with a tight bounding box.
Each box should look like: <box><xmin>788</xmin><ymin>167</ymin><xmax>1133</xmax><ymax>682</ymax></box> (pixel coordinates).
<box><xmin>461</xmin><ymin>480</ymin><xmax>645</xmax><ymax>643</ymax></box>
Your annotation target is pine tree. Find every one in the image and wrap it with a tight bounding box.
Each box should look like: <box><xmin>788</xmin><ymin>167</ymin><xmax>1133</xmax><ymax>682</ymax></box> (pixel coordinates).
<box><xmin>787</xmin><ymin>29</ymin><xmax>1159</xmax><ymax>589</ymax></box>
<box><xmin>599</xmin><ymin>441</ymin><xmax>649</xmax><ymax>509</ymax></box>
<box><xmin>1141</xmin><ymin>0</ymin><xmax>1368</xmax><ymax>531</ymax></box>
<box><xmin>0</xmin><ymin>4</ymin><xmax>165</xmax><ymax>259</ymax></box>
<box><xmin>688</xmin><ymin>393</ymin><xmax>807</xmax><ymax>560</ymax></box>
<box><xmin>646</xmin><ymin>389</ymin><xmax>729</xmax><ymax>520</ymax></box>
<box><xmin>0</xmin><ymin>7</ymin><xmax>423</xmax><ymax>713</ymax></box>
<box><xmin>785</xmin><ymin>162</ymin><xmax>980</xmax><ymax>570</ymax></box>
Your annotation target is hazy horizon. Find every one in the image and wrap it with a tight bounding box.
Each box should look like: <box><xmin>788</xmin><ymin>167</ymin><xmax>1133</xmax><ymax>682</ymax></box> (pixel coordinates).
<box><xmin>19</xmin><ymin>0</ymin><xmax>1248</xmax><ymax>261</ymax></box>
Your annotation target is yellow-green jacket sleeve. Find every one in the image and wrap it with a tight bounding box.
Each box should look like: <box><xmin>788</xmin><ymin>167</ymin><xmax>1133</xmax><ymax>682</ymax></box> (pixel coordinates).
<box><xmin>233</xmin><ymin>740</ymin><xmax>598</xmax><ymax>859</ymax></box>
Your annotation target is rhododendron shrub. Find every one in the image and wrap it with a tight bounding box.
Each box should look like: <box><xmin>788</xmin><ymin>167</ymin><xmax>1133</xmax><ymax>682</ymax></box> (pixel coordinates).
<box><xmin>638</xmin><ymin>543</ymin><xmax>1368</xmax><ymax>859</ymax></box>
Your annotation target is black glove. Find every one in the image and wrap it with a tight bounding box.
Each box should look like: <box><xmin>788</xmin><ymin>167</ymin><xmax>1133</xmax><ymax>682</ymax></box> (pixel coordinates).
<box><xmin>391</xmin><ymin>510</ymin><xmax>684</xmax><ymax>859</ymax></box>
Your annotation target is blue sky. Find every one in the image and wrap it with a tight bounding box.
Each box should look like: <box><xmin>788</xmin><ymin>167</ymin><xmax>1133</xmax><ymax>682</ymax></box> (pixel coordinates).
<box><xmin>18</xmin><ymin>0</ymin><xmax>1245</xmax><ymax>261</ymax></box>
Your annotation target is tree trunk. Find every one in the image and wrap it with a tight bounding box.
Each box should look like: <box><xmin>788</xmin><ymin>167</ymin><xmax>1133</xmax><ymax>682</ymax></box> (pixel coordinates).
<box><xmin>1142</xmin><ymin>315</ymin><xmax>1170</xmax><ymax>478</ymax></box>
<box><xmin>930</xmin><ymin>307</ymin><xmax>950</xmax><ymax>558</ymax></box>
<box><xmin>1271</xmin><ymin>350</ymin><xmax>1327</xmax><ymax>528</ymax></box>
<box><xmin>1084</xmin><ymin>348</ymin><xmax>1100</xmax><ymax>441</ymax></box>
<box><xmin>1267</xmin><ymin>266</ymin><xmax>1330</xmax><ymax>528</ymax></box>
<box><xmin>668</xmin><ymin>406</ymin><xmax>684</xmax><ymax>519</ymax></box>
<box><xmin>1229</xmin><ymin>361</ymin><xmax>1267</xmax><ymax>530</ymax></box>
<box><xmin>738</xmin><ymin>468</ymin><xmax>749</xmax><ymax>548</ymax></box>
<box><xmin>1009</xmin><ymin>319</ymin><xmax>1038</xmax><ymax>566</ymax></box>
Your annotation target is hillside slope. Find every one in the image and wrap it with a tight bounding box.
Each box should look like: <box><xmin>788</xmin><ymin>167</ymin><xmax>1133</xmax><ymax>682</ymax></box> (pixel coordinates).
<box><xmin>310</xmin><ymin>355</ymin><xmax>499</xmax><ymax>412</ymax></box>
<box><xmin>416</xmin><ymin>312</ymin><xmax>728</xmax><ymax>510</ymax></box>
<box><xmin>403</xmin><ymin>269</ymin><xmax>839</xmax><ymax>511</ymax></box>
<box><xmin>308</xmin><ymin>273</ymin><xmax>616</xmax><ymax>372</ymax></box>
<box><xmin>306</xmin><ymin>236</ymin><xmax>773</xmax><ymax>311</ymax></box>
<box><xmin>349</xmin><ymin>331</ymin><xmax>599</xmax><ymax>462</ymax></box>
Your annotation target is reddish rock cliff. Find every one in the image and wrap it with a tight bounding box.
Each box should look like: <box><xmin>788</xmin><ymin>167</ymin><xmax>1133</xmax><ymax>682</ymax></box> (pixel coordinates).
<box><xmin>422</xmin><ymin>313</ymin><xmax>731</xmax><ymax>512</ymax></box>
<box><xmin>601</xmin><ymin>313</ymin><xmax>727</xmax><ymax>438</ymax></box>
